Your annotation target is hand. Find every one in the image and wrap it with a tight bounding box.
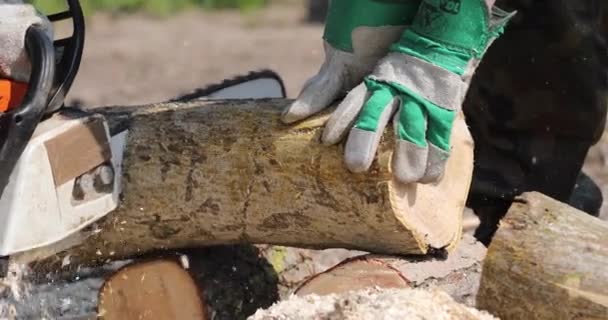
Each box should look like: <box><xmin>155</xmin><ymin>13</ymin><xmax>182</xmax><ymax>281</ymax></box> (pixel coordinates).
<box><xmin>321</xmin><ymin>0</ymin><xmax>515</xmax><ymax>185</ymax></box>
<box><xmin>281</xmin><ymin>0</ymin><xmax>421</xmax><ymax>124</ymax></box>
<box><xmin>0</xmin><ymin>1</ymin><xmax>53</xmax><ymax>83</ymax></box>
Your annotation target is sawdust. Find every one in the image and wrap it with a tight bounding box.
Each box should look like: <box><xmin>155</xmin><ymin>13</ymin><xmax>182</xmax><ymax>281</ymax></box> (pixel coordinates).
<box><xmin>248</xmin><ymin>287</ymin><xmax>499</xmax><ymax>320</ymax></box>
<box><xmin>0</xmin><ymin>260</ymin><xmax>129</xmax><ymax>319</ymax></box>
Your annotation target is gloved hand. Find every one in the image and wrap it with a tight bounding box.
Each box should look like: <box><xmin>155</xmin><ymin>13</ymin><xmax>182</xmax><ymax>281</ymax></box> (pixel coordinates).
<box><xmin>322</xmin><ymin>0</ymin><xmax>515</xmax><ymax>185</ymax></box>
<box><xmin>281</xmin><ymin>0</ymin><xmax>421</xmax><ymax>124</ymax></box>
<box><xmin>0</xmin><ymin>0</ymin><xmax>53</xmax><ymax>83</ymax></box>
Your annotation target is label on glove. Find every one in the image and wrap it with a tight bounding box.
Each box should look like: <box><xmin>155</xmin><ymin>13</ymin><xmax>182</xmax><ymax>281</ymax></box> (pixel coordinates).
<box><xmin>0</xmin><ymin>79</ymin><xmax>28</xmax><ymax>112</ymax></box>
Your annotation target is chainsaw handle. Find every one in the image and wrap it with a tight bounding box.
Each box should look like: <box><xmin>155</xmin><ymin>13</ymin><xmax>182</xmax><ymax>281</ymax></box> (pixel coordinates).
<box><xmin>46</xmin><ymin>0</ymin><xmax>85</xmax><ymax>115</ymax></box>
<box><xmin>15</xmin><ymin>26</ymin><xmax>56</xmax><ymax>125</ymax></box>
<box><xmin>0</xmin><ymin>25</ymin><xmax>56</xmax><ymax>198</ymax></box>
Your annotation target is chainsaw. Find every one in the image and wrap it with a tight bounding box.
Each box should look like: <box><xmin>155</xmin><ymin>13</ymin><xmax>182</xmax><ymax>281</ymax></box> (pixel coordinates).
<box><xmin>0</xmin><ymin>0</ymin><xmax>287</xmax><ymax>259</ymax></box>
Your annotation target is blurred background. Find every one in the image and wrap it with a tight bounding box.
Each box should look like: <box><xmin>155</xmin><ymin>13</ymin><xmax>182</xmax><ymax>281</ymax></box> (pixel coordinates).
<box><xmin>29</xmin><ymin>0</ymin><xmax>330</xmax><ymax>107</ymax></box>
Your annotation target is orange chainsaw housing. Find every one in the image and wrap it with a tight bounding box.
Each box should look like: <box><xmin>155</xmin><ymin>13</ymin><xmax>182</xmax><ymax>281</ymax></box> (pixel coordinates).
<box><xmin>0</xmin><ymin>79</ymin><xmax>28</xmax><ymax>112</ymax></box>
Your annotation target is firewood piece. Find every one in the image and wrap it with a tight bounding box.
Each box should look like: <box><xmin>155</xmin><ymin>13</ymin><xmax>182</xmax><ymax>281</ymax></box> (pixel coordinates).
<box><xmin>477</xmin><ymin>192</ymin><xmax>608</xmax><ymax>320</ymax></box>
<box><xmin>97</xmin><ymin>259</ymin><xmax>207</xmax><ymax>320</ymax></box>
<box><xmin>294</xmin><ymin>256</ymin><xmax>411</xmax><ymax>296</ymax></box>
<box><xmin>292</xmin><ymin>234</ymin><xmax>486</xmax><ymax>305</ymax></box>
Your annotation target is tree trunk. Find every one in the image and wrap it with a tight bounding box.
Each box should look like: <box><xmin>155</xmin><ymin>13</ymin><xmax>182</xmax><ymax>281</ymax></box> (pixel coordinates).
<box><xmin>477</xmin><ymin>192</ymin><xmax>608</xmax><ymax>320</ymax></box>
<box><xmin>20</xmin><ymin>98</ymin><xmax>474</xmax><ymax>269</ymax></box>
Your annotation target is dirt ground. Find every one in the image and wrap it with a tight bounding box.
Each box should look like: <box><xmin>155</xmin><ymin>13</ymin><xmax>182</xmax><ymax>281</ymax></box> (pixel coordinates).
<box><xmin>68</xmin><ymin>2</ymin><xmax>323</xmax><ymax>107</ymax></box>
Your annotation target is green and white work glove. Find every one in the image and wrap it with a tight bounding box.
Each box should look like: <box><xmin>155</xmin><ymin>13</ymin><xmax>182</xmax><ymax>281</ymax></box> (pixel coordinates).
<box><xmin>322</xmin><ymin>0</ymin><xmax>515</xmax><ymax>184</ymax></box>
<box><xmin>0</xmin><ymin>0</ymin><xmax>53</xmax><ymax>82</ymax></box>
<box><xmin>281</xmin><ymin>0</ymin><xmax>421</xmax><ymax>124</ymax></box>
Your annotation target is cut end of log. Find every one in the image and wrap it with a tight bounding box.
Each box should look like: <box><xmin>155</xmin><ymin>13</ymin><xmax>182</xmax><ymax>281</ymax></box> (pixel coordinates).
<box><xmin>292</xmin><ymin>234</ymin><xmax>486</xmax><ymax>304</ymax></box>
<box><xmin>388</xmin><ymin>112</ymin><xmax>474</xmax><ymax>252</ymax></box>
<box><xmin>294</xmin><ymin>256</ymin><xmax>411</xmax><ymax>297</ymax></box>
<box><xmin>98</xmin><ymin>259</ymin><xmax>207</xmax><ymax>320</ymax></box>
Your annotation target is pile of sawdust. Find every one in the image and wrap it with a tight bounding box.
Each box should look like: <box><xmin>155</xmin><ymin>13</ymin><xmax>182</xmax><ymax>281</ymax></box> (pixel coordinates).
<box><xmin>248</xmin><ymin>287</ymin><xmax>498</xmax><ymax>320</ymax></box>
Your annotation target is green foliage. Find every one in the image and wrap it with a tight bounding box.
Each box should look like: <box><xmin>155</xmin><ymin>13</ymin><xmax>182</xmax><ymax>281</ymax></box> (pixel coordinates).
<box><xmin>28</xmin><ymin>0</ymin><xmax>268</xmax><ymax>17</ymax></box>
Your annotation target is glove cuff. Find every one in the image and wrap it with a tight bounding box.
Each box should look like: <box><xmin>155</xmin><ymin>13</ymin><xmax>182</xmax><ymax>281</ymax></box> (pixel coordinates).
<box><xmin>323</xmin><ymin>0</ymin><xmax>421</xmax><ymax>53</ymax></box>
<box><xmin>390</xmin><ymin>1</ymin><xmax>516</xmax><ymax>75</ymax></box>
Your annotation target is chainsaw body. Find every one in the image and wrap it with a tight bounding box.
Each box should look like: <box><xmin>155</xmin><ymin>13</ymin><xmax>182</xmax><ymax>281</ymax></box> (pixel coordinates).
<box><xmin>0</xmin><ymin>0</ymin><xmax>129</xmax><ymax>257</ymax></box>
<box><xmin>0</xmin><ymin>111</ymin><xmax>127</xmax><ymax>256</ymax></box>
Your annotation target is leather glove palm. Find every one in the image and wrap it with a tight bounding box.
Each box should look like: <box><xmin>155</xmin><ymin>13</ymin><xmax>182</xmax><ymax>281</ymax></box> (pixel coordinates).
<box><xmin>281</xmin><ymin>0</ymin><xmax>421</xmax><ymax>124</ymax></box>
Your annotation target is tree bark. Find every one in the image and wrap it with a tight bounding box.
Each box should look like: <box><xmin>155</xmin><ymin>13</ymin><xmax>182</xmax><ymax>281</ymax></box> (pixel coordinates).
<box><xmin>21</xmin><ymin>98</ymin><xmax>474</xmax><ymax>269</ymax></box>
<box><xmin>477</xmin><ymin>192</ymin><xmax>608</xmax><ymax>320</ymax></box>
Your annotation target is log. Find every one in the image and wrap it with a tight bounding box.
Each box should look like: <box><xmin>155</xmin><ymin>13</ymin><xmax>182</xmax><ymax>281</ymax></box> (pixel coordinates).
<box><xmin>293</xmin><ymin>256</ymin><xmax>411</xmax><ymax>297</ymax></box>
<box><xmin>97</xmin><ymin>259</ymin><xmax>207</xmax><ymax>320</ymax></box>
<box><xmin>292</xmin><ymin>234</ymin><xmax>486</xmax><ymax>306</ymax></box>
<box><xmin>477</xmin><ymin>192</ymin><xmax>608</xmax><ymax>320</ymax></box>
<box><xmin>20</xmin><ymin>98</ymin><xmax>474</xmax><ymax>269</ymax></box>
<box><xmin>249</xmin><ymin>287</ymin><xmax>498</xmax><ymax>320</ymax></box>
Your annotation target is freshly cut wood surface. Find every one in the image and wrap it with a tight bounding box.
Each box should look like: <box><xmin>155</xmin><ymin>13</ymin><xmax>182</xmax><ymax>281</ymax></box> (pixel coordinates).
<box><xmin>294</xmin><ymin>256</ymin><xmax>411</xmax><ymax>296</ymax></box>
<box><xmin>477</xmin><ymin>192</ymin><xmax>608</xmax><ymax>320</ymax></box>
<box><xmin>98</xmin><ymin>259</ymin><xmax>207</xmax><ymax>320</ymax></box>
<box><xmin>24</xmin><ymin>98</ymin><xmax>474</xmax><ymax>269</ymax></box>
<box><xmin>291</xmin><ymin>234</ymin><xmax>486</xmax><ymax>302</ymax></box>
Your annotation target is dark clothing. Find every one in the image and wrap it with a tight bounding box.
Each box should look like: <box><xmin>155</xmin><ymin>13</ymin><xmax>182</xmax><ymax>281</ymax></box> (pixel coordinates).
<box><xmin>463</xmin><ymin>0</ymin><xmax>608</xmax><ymax>242</ymax></box>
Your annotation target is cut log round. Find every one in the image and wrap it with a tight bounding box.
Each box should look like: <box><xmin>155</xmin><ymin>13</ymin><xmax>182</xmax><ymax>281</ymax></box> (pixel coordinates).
<box><xmin>22</xmin><ymin>98</ymin><xmax>474</xmax><ymax>269</ymax></box>
<box><xmin>291</xmin><ymin>234</ymin><xmax>486</xmax><ymax>304</ymax></box>
<box><xmin>97</xmin><ymin>259</ymin><xmax>207</xmax><ymax>320</ymax></box>
<box><xmin>294</xmin><ymin>256</ymin><xmax>411</xmax><ymax>296</ymax></box>
<box><xmin>477</xmin><ymin>192</ymin><xmax>608</xmax><ymax>320</ymax></box>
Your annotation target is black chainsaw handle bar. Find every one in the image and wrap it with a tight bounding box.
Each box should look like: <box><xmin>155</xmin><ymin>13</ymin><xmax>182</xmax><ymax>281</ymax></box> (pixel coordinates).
<box><xmin>0</xmin><ymin>25</ymin><xmax>56</xmax><ymax>198</ymax></box>
<box><xmin>13</xmin><ymin>26</ymin><xmax>56</xmax><ymax>128</ymax></box>
<box><xmin>46</xmin><ymin>0</ymin><xmax>85</xmax><ymax>115</ymax></box>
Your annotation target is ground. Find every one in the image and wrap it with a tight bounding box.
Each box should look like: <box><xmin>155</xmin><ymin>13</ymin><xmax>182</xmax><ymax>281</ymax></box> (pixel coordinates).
<box><xmin>67</xmin><ymin>3</ymin><xmax>322</xmax><ymax>107</ymax></box>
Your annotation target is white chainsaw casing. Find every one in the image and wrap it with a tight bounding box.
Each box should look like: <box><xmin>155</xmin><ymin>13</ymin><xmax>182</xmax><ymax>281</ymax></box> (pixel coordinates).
<box><xmin>0</xmin><ymin>111</ymin><xmax>127</xmax><ymax>256</ymax></box>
